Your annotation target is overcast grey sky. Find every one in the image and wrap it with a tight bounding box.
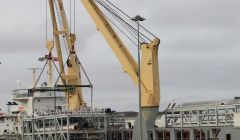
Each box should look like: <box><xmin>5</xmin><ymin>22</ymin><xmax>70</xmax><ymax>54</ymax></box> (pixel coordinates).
<box><xmin>0</xmin><ymin>0</ymin><xmax>240</xmax><ymax>111</ymax></box>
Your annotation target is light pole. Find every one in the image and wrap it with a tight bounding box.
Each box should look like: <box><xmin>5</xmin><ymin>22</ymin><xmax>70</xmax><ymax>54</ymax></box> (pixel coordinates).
<box><xmin>131</xmin><ymin>15</ymin><xmax>145</xmax><ymax>140</ymax></box>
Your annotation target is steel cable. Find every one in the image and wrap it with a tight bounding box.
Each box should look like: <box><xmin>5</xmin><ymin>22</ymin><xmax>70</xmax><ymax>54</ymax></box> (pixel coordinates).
<box><xmin>96</xmin><ymin>0</ymin><xmax>150</xmax><ymax>43</ymax></box>
<box><xmin>105</xmin><ymin>0</ymin><xmax>157</xmax><ymax>38</ymax></box>
<box><xmin>99</xmin><ymin>0</ymin><xmax>149</xmax><ymax>43</ymax></box>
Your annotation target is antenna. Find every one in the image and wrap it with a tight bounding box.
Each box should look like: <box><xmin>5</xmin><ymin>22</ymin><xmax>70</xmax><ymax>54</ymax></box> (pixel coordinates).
<box><xmin>17</xmin><ymin>80</ymin><xmax>22</xmax><ymax>89</ymax></box>
<box><xmin>27</xmin><ymin>68</ymin><xmax>41</xmax><ymax>86</ymax></box>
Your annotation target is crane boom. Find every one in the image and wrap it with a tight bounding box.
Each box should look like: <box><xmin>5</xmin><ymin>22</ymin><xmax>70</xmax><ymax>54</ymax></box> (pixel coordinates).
<box><xmin>81</xmin><ymin>0</ymin><xmax>160</xmax><ymax>108</ymax></box>
<box><xmin>82</xmin><ymin>0</ymin><xmax>139</xmax><ymax>84</ymax></box>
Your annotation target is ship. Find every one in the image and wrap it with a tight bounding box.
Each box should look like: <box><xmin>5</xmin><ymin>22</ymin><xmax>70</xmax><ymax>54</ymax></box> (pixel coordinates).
<box><xmin>1</xmin><ymin>87</ymin><xmax>240</xmax><ymax>139</ymax></box>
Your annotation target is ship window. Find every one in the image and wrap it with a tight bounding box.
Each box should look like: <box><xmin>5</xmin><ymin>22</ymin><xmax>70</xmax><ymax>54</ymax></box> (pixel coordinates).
<box><xmin>226</xmin><ymin>134</ymin><xmax>231</xmax><ymax>140</ymax></box>
<box><xmin>236</xmin><ymin>105</ymin><xmax>240</xmax><ymax>112</ymax></box>
<box><xmin>0</xmin><ymin>117</ymin><xmax>4</xmax><ymax>123</ymax></box>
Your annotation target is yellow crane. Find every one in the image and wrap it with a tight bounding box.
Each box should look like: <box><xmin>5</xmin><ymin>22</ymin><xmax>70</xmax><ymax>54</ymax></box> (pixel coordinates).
<box><xmin>48</xmin><ymin>0</ymin><xmax>160</xmax><ymax>139</ymax></box>
<box><xmin>81</xmin><ymin>0</ymin><xmax>160</xmax><ymax>139</ymax></box>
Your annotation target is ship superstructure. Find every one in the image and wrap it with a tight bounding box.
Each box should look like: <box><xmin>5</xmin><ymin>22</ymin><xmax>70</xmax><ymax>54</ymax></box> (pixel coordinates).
<box><xmin>155</xmin><ymin>97</ymin><xmax>240</xmax><ymax>139</ymax></box>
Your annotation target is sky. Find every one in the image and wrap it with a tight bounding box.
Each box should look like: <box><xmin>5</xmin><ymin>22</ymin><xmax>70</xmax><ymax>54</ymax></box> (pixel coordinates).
<box><xmin>0</xmin><ymin>0</ymin><xmax>240</xmax><ymax>112</ymax></box>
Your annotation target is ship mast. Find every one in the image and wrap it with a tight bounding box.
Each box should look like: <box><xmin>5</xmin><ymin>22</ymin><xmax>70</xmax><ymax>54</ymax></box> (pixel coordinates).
<box><xmin>46</xmin><ymin>41</ymin><xmax>54</xmax><ymax>87</ymax></box>
<box><xmin>27</xmin><ymin>67</ymin><xmax>41</xmax><ymax>86</ymax></box>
